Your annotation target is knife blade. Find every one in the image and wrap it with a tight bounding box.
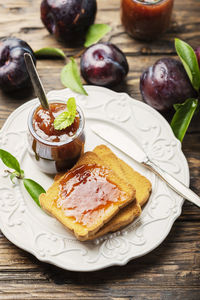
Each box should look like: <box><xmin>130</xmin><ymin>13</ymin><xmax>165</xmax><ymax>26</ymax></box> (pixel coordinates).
<box><xmin>92</xmin><ymin>124</ymin><xmax>200</xmax><ymax>208</ymax></box>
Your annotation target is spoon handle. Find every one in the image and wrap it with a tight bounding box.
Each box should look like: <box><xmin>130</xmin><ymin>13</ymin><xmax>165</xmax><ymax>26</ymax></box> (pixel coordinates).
<box><xmin>24</xmin><ymin>53</ymin><xmax>49</xmax><ymax>110</ymax></box>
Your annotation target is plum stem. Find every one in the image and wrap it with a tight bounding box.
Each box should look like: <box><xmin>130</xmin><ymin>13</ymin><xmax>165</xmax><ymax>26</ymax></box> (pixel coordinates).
<box><xmin>73</xmin><ymin>48</ymin><xmax>85</xmax><ymax>59</ymax></box>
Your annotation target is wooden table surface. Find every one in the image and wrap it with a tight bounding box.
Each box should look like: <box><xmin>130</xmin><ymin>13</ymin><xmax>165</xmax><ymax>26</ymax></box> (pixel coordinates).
<box><xmin>0</xmin><ymin>0</ymin><xmax>200</xmax><ymax>299</ymax></box>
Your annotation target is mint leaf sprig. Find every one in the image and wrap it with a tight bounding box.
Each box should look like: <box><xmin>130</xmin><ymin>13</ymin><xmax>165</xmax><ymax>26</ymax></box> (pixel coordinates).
<box><xmin>0</xmin><ymin>149</ymin><xmax>45</xmax><ymax>207</ymax></box>
<box><xmin>171</xmin><ymin>39</ymin><xmax>200</xmax><ymax>142</ymax></box>
<box><xmin>54</xmin><ymin>97</ymin><xmax>77</xmax><ymax>130</ymax></box>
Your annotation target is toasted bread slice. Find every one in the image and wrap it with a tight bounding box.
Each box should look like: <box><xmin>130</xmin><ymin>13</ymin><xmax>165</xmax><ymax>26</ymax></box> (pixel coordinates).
<box><xmin>40</xmin><ymin>151</ymin><xmax>136</xmax><ymax>241</ymax></box>
<box><xmin>87</xmin><ymin>145</ymin><xmax>151</xmax><ymax>240</ymax></box>
<box><xmin>54</xmin><ymin>170</ymin><xmax>141</xmax><ymax>240</ymax></box>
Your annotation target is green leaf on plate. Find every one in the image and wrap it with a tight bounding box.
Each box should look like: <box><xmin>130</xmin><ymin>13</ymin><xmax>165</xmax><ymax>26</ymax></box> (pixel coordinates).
<box><xmin>175</xmin><ymin>38</ymin><xmax>200</xmax><ymax>91</ymax></box>
<box><xmin>84</xmin><ymin>24</ymin><xmax>111</xmax><ymax>48</ymax></box>
<box><xmin>61</xmin><ymin>57</ymin><xmax>88</xmax><ymax>95</ymax></box>
<box><xmin>34</xmin><ymin>47</ymin><xmax>65</xmax><ymax>59</ymax></box>
<box><xmin>54</xmin><ymin>97</ymin><xmax>77</xmax><ymax>130</ymax></box>
<box><xmin>9</xmin><ymin>170</ymin><xmax>24</xmax><ymax>184</ymax></box>
<box><xmin>171</xmin><ymin>98</ymin><xmax>198</xmax><ymax>142</ymax></box>
<box><xmin>23</xmin><ymin>178</ymin><xmax>45</xmax><ymax>207</ymax></box>
<box><xmin>10</xmin><ymin>172</ymin><xmax>17</xmax><ymax>184</ymax></box>
<box><xmin>0</xmin><ymin>149</ymin><xmax>22</xmax><ymax>174</ymax></box>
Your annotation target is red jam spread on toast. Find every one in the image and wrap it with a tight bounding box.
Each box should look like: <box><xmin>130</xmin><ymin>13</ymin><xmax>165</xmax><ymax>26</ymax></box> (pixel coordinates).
<box><xmin>57</xmin><ymin>164</ymin><xmax>125</xmax><ymax>226</ymax></box>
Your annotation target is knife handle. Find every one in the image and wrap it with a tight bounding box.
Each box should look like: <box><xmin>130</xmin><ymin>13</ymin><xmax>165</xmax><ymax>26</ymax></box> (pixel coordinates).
<box><xmin>143</xmin><ymin>160</ymin><xmax>200</xmax><ymax>208</ymax></box>
<box><xmin>24</xmin><ymin>53</ymin><xmax>49</xmax><ymax>110</ymax></box>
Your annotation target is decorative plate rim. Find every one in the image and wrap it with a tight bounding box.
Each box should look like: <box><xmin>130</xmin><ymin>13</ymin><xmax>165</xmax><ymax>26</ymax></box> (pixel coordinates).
<box><xmin>0</xmin><ymin>86</ymin><xmax>189</xmax><ymax>272</ymax></box>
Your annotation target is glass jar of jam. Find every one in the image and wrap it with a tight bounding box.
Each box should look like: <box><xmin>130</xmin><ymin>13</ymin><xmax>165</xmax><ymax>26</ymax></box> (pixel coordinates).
<box><xmin>27</xmin><ymin>100</ymin><xmax>85</xmax><ymax>174</ymax></box>
<box><xmin>121</xmin><ymin>0</ymin><xmax>174</xmax><ymax>41</ymax></box>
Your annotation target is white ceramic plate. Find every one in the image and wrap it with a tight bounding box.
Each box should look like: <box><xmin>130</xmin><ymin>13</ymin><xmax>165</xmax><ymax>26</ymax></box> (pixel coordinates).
<box><xmin>0</xmin><ymin>86</ymin><xmax>189</xmax><ymax>272</ymax></box>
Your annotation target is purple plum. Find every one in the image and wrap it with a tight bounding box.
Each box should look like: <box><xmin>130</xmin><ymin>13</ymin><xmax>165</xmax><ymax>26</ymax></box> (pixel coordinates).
<box><xmin>0</xmin><ymin>37</ymin><xmax>36</xmax><ymax>92</ymax></box>
<box><xmin>140</xmin><ymin>58</ymin><xmax>197</xmax><ymax>111</ymax></box>
<box><xmin>41</xmin><ymin>0</ymin><xmax>97</xmax><ymax>45</ymax></box>
<box><xmin>80</xmin><ymin>42</ymin><xmax>129</xmax><ymax>86</ymax></box>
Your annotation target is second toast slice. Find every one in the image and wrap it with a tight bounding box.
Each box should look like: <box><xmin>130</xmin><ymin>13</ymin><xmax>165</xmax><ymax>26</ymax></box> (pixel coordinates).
<box><xmin>93</xmin><ymin>145</ymin><xmax>152</xmax><ymax>207</ymax></box>
<box><xmin>86</xmin><ymin>145</ymin><xmax>151</xmax><ymax>240</ymax></box>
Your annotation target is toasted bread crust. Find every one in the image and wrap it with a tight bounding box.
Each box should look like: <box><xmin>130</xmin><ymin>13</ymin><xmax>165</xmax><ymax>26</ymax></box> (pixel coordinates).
<box><xmin>93</xmin><ymin>145</ymin><xmax>152</xmax><ymax>206</ymax></box>
<box><xmin>86</xmin><ymin>201</ymin><xmax>141</xmax><ymax>240</ymax></box>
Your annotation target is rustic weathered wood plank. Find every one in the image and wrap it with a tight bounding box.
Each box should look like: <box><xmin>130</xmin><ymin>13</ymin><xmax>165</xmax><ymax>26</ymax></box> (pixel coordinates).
<box><xmin>0</xmin><ymin>0</ymin><xmax>200</xmax><ymax>299</ymax></box>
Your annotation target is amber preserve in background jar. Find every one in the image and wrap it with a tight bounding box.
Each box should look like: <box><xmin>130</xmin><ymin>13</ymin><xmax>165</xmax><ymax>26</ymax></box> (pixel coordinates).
<box><xmin>27</xmin><ymin>100</ymin><xmax>85</xmax><ymax>174</ymax></box>
<box><xmin>121</xmin><ymin>0</ymin><xmax>174</xmax><ymax>41</ymax></box>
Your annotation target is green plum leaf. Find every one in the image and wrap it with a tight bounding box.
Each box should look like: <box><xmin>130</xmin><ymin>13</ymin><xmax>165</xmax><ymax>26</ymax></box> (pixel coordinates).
<box><xmin>0</xmin><ymin>149</ymin><xmax>45</xmax><ymax>207</ymax></box>
<box><xmin>175</xmin><ymin>39</ymin><xmax>200</xmax><ymax>91</ymax></box>
<box><xmin>171</xmin><ymin>98</ymin><xmax>198</xmax><ymax>142</ymax></box>
<box><xmin>23</xmin><ymin>178</ymin><xmax>46</xmax><ymax>207</ymax></box>
<box><xmin>34</xmin><ymin>47</ymin><xmax>65</xmax><ymax>59</ymax></box>
<box><xmin>84</xmin><ymin>24</ymin><xmax>111</xmax><ymax>48</ymax></box>
<box><xmin>61</xmin><ymin>57</ymin><xmax>88</xmax><ymax>95</ymax></box>
<box><xmin>0</xmin><ymin>149</ymin><xmax>22</xmax><ymax>175</ymax></box>
<box><xmin>10</xmin><ymin>172</ymin><xmax>19</xmax><ymax>184</ymax></box>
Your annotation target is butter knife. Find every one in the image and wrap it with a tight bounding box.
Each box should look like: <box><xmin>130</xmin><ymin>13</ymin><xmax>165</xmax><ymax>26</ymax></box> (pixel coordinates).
<box><xmin>92</xmin><ymin>124</ymin><xmax>200</xmax><ymax>208</ymax></box>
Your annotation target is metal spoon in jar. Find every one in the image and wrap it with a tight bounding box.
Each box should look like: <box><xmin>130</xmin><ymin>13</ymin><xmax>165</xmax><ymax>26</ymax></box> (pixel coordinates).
<box><xmin>24</xmin><ymin>53</ymin><xmax>49</xmax><ymax>110</ymax></box>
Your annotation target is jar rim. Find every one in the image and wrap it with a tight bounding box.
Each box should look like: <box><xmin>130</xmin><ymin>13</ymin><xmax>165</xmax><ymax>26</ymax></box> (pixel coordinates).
<box><xmin>28</xmin><ymin>99</ymin><xmax>85</xmax><ymax>146</ymax></box>
<box><xmin>132</xmin><ymin>0</ymin><xmax>168</xmax><ymax>6</ymax></box>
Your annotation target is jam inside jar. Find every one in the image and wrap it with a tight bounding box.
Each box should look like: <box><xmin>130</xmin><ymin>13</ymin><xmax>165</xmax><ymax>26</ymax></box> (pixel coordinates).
<box><xmin>27</xmin><ymin>100</ymin><xmax>85</xmax><ymax>174</ymax></box>
<box><xmin>121</xmin><ymin>0</ymin><xmax>174</xmax><ymax>41</ymax></box>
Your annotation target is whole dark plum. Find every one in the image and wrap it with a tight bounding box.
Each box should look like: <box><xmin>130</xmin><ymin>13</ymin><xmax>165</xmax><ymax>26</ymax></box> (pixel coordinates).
<box><xmin>40</xmin><ymin>0</ymin><xmax>97</xmax><ymax>45</ymax></box>
<box><xmin>195</xmin><ymin>46</ymin><xmax>200</xmax><ymax>68</ymax></box>
<box><xmin>140</xmin><ymin>58</ymin><xmax>197</xmax><ymax>111</ymax></box>
<box><xmin>0</xmin><ymin>37</ymin><xmax>36</xmax><ymax>92</ymax></box>
<box><xmin>80</xmin><ymin>43</ymin><xmax>129</xmax><ymax>86</ymax></box>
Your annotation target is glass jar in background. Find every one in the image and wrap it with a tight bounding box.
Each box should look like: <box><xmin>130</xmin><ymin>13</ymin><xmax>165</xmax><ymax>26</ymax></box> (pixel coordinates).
<box><xmin>27</xmin><ymin>100</ymin><xmax>85</xmax><ymax>174</ymax></box>
<box><xmin>121</xmin><ymin>0</ymin><xmax>174</xmax><ymax>41</ymax></box>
